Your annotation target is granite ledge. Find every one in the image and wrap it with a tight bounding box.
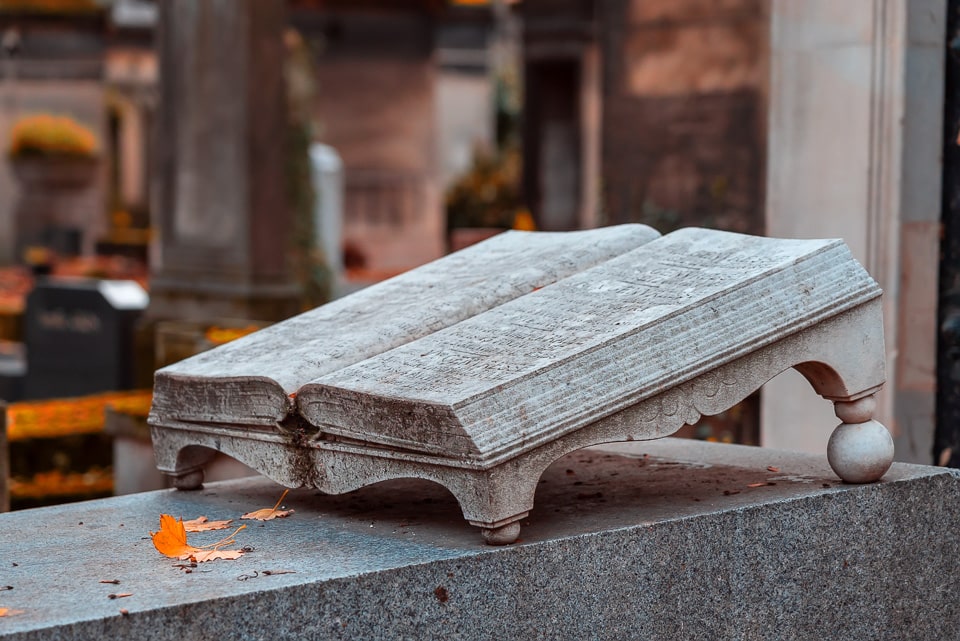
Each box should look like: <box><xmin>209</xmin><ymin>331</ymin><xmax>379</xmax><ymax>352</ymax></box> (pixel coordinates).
<box><xmin>0</xmin><ymin>438</ymin><xmax>957</xmax><ymax>641</ymax></box>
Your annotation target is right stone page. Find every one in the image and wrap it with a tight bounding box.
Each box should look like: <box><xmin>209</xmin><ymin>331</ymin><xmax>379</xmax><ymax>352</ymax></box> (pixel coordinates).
<box><xmin>297</xmin><ymin>228</ymin><xmax>882</xmax><ymax>464</ymax></box>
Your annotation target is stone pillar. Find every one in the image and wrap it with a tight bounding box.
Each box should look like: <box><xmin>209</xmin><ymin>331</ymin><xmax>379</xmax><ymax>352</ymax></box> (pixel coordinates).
<box><xmin>762</xmin><ymin>0</ymin><xmax>944</xmax><ymax>463</ymax></box>
<box><xmin>148</xmin><ymin>0</ymin><xmax>300</xmax><ymax>322</ymax></box>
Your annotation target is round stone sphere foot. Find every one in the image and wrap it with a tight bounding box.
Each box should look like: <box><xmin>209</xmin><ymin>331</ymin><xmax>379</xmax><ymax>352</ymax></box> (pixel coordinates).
<box><xmin>172</xmin><ymin>469</ymin><xmax>205</xmax><ymax>491</ymax></box>
<box><xmin>827</xmin><ymin>420</ymin><xmax>894</xmax><ymax>484</ymax></box>
<box><xmin>481</xmin><ymin>522</ymin><xmax>521</xmax><ymax>545</ymax></box>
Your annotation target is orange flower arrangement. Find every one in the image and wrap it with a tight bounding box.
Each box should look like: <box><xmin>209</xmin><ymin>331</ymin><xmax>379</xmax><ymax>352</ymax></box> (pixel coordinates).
<box><xmin>6</xmin><ymin>389</ymin><xmax>152</xmax><ymax>441</ymax></box>
<box><xmin>205</xmin><ymin>325</ymin><xmax>262</xmax><ymax>346</ymax></box>
<box><xmin>8</xmin><ymin>114</ymin><xmax>99</xmax><ymax>158</ymax></box>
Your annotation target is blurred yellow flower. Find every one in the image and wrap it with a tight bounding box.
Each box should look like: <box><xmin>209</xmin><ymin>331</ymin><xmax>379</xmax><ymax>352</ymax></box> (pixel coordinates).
<box><xmin>512</xmin><ymin>209</ymin><xmax>537</xmax><ymax>231</ymax></box>
<box><xmin>8</xmin><ymin>114</ymin><xmax>99</xmax><ymax>158</ymax></box>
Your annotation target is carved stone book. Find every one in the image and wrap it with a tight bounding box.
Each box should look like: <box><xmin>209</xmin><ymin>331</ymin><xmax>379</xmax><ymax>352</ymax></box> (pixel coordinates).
<box><xmin>149</xmin><ymin>225</ymin><xmax>889</xmax><ymax>544</ymax></box>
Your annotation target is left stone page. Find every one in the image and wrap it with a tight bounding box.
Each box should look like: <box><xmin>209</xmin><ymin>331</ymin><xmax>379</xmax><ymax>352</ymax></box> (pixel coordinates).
<box><xmin>149</xmin><ymin>225</ymin><xmax>661</xmax><ymax>428</ymax></box>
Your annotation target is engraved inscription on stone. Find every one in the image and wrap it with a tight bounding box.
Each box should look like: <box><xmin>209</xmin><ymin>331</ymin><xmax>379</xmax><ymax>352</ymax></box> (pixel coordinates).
<box><xmin>149</xmin><ymin>224</ymin><xmax>660</xmax><ymax>426</ymax></box>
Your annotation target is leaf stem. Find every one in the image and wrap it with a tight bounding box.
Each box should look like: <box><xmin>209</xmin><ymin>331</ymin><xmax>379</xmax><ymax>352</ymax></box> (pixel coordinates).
<box><xmin>200</xmin><ymin>524</ymin><xmax>247</xmax><ymax>550</ymax></box>
<box><xmin>268</xmin><ymin>489</ymin><xmax>290</xmax><ymax>516</ymax></box>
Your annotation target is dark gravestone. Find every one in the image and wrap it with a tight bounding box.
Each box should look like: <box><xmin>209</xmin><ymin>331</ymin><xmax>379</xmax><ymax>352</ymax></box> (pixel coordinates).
<box><xmin>0</xmin><ymin>341</ymin><xmax>26</xmax><ymax>402</ymax></box>
<box><xmin>24</xmin><ymin>279</ymin><xmax>148</xmax><ymax>399</ymax></box>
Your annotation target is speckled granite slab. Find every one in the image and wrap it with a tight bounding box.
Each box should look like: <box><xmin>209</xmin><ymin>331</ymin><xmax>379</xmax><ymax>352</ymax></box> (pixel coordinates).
<box><xmin>2</xmin><ymin>440</ymin><xmax>958</xmax><ymax>641</ymax></box>
<box><xmin>149</xmin><ymin>227</ymin><xmax>892</xmax><ymax>543</ymax></box>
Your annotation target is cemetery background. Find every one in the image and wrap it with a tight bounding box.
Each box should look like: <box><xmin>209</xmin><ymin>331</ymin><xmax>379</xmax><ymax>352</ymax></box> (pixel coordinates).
<box><xmin>0</xmin><ymin>0</ymin><xmax>945</xmax><ymax>510</ymax></box>
<box><xmin>0</xmin><ymin>0</ymin><xmax>784</xmax><ymax>511</ymax></box>
<box><xmin>0</xmin><ymin>1</ymin><xmax>956</xmax><ymax>638</ymax></box>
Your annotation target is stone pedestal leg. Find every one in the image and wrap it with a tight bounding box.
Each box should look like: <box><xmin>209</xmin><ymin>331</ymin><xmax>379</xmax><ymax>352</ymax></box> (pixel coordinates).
<box><xmin>164</xmin><ymin>445</ymin><xmax>218</xmax><ymax>490</ymax></box>
<box><xmin>448</xmin><ymin>466</ymin><xmax>539</xmax><ymax>546</ymax></box>
<box><xmin>172</xmin><ymin>468</ymin><xmax>205</xmax><ymax>491</ymax></box>
<box><xmin>828</xmin><ymin>394</ymin><xmax>894</xmax><ymax>483</ymax></box>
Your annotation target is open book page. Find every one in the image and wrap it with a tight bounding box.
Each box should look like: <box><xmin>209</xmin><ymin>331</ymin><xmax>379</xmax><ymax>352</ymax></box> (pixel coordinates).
<box><xmin>150</xmin><ymin>224</ymin><xmax>661</xmax><ymax>427</ymax></box>
<box><xmin>298</xmin><ymin>228</ymin><xmax>882</xmax><ymax>462</ymax></box>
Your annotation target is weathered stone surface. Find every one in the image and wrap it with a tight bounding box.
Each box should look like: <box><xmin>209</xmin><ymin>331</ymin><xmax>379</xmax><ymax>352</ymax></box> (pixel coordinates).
<box><xmin>1</xmin><ymin>440</ymin><xmax>958</xmax><ymax>640</ymax></box>
<box><xmin>300</xmin><ymin>228</ymin><xmax>881</xmax><ymax>461</ymax></box>
<box><xmin>150</xmin><ymin>224</ymin><xmax>658</xmax><ymax>427</ymax></box>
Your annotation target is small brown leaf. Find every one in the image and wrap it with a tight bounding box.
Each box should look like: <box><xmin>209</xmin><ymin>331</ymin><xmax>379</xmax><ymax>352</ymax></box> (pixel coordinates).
<box><xmin>242</xmin><ymin>489</ymin><xmax>295</xmax><ymax>521</ymax></box>
<box><xmin>766</xmin><ymin>466</ymin><xmax>780</xmax><ymax>473</ymax></box>
<box><xmin>119</xmin><ymin>608</ymin><xmax>129</xmax><ymax>616</ymax></box>
<box><xmin>192</xmin><ymin>549</ymin><xmax>244</xmax><ymax>562</ymax></box>
<box><xmin>183</xmin><ymin>516</ymin><xmax>234</xmax><ymax>532</ymax></box>
<box><xmin>99</xmin><ymin>580</ymin><xmax>120</xmax><ymax>585</ymax></box>
<box><xmin>746</xmin><ymin>482</ymin><xmax>766</xmax><ymax>488</ymax></box>
<box><xmin>108</xmin><ymin>593</ymin><xmax>133</xmax><ymax>599</ymax></box>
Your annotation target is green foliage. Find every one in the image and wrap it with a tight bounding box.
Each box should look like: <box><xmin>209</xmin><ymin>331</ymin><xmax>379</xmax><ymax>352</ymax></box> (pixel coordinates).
<box><xmin>446</xmin><ymin>146</ymin><xmax>522</xmax><ymax>230</ymax></box>
<box><xmin>284</xmin><ymin>29</ymin><xmax>330</xmax><ymax>310</ymax></box>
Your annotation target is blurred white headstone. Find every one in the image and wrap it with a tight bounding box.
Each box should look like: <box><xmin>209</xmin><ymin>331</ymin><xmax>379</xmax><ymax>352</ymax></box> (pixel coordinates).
<box><xmin>309</xmin><ymin>143</ymin><xmax>344</xmax><ymax>298</ymax></box>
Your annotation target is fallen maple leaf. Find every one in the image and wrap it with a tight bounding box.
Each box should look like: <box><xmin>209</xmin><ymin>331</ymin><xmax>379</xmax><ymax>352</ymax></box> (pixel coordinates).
<box><xmin>242</xmin><ymin>489</ymin><xmax>295</xmax><ymax>521</ymax></box>
<box><xmin>0</xmin><ymin>607</ymin><xmax>23</xmax><ymax>617</ymax></box>
<box><xmin>182</xmin><ymin>516</ymin><xmax>234</xmax><ymax>532</ymax></box>
<box><xmin>150</xmin><ymin>514</ymin><xmax>245</xmax><ymax>562</ymax></box>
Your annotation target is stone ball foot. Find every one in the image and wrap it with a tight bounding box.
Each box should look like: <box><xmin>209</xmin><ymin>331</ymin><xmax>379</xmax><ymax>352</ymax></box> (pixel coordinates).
<box><xmin>481</xmin><ymin>522</ymin><xmax>521</xmax><ymax>546</ymax></box>
<box><xmin>172</xmin><ymin>469</ymin><xmax>205</xmax><ymax>491</ymax></box>
<box><xmin>827</xmin><ymin>419</ymin><xmax>894</xmax><ymax>484</ymax></box>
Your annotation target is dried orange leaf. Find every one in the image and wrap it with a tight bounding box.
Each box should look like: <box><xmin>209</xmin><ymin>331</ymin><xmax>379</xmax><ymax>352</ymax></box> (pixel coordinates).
<box><xmin>746</xmin><ymin>482</ymin><xmax>767</xmax><ymax>488</ymax></box>
<box><xmin>766</xmin><ymin>466</ymin><xmax>780</xmax><ymax>473</ymax></box>
<box><xmin>183</xmin><ymin>516</ymin><xmax>233</xmax><ymax>532</ymax></box>
<box><xmin>242</xmin><ymin>489</ymin><xmax>295</xmax><ymax>521</ymax></box>
<box><xmin>150</xmin><ymin>514</ymin><xmax>246</xmax><ymax>563</ymax></box>
<box><xmin>0</xmin><ymin>607</ymin><xmax>23</xmax><ymax>617</ymax></box>
<box><xmin>150</xmin><ymin>514</ymin><xmax>193</xmax><ymax>558</ymax></box>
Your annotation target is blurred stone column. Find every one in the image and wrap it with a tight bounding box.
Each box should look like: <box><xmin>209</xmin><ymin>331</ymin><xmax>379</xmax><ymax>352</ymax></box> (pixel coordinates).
<box><xmin>763</xmin><ymin>0</ymin><xmax>944</xmax><ymax>463</ymax></box>
<box><xmin>148</xmin><ymin>0</ymin><xmax>299</xmax><ymax>323</ymax></box>
<box><xmin>0</xmin><ymin>402</ymin><xmax>8</xmax><ymax>512</ymax></box>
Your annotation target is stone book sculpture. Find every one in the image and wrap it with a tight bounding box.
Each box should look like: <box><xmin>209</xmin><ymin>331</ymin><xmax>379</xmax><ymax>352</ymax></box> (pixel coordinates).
<box><xmin>150</xmin><ymin>226</ymin><xmax>894</xmax><ymax>544</ymax></box>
